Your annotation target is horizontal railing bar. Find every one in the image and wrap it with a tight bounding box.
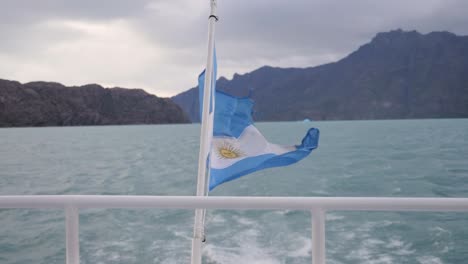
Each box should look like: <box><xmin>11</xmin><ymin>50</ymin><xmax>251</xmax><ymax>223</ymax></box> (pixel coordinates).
<box><xmin>0</xmin><ymin>196</ymin><xmax>467</xmax><ymax>212</ymax></box>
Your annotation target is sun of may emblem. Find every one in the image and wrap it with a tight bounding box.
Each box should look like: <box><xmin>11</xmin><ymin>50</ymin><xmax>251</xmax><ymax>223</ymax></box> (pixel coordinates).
<box><xmin>216</xmin><ymin>141</ymin><xmax>244</xmax><ymax>159</ymax></box>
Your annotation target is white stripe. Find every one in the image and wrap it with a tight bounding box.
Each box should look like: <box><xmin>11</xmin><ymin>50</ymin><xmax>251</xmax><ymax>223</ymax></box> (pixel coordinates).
<box><xmin>211</xmin><ymin>125</ymin><xmax>295</xmax><ymax>169</ymax></box>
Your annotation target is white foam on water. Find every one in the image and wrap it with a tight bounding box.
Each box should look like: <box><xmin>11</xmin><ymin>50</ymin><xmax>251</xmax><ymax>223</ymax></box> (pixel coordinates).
<box><xmin>364</xmin><ymin>238</ymin><xmax>386</xmax><ymax>246</ymax></box>
<box><xmin>326</xmin><ymin>259</ymin><xmax>345</xmax><ymax>264</ymax></box>
<box><xmin>173</xmin><ymin>230</ymin><xmax>191</xmax><ymax>240</ymax></box>
<box><xmin>347</xmin><ymin>236</ymin><xmax>396</xmax><ymax>264</ymax></box>
<box><xmin>233</xmin><ymin>215</ymin><xmax>256</xmax><ymax>226</ymax></box>
<box><xmin>343</xmin><ymin>220</ymin><xmax>420</xmax><ymax>263</ymax></box>
<box><xmin>439</xmin><ymin>245</ymin><xmax>450</xmax><ymax>254</ymax></box>
<box><xmin>368</xmin><ymin>220</ymin><xmax>396</xmax><ymax>228</ymax></box>
<box><xmin>274</xmin><ymin>209</ymin><xmax>291</xmax><ymax>216</ymax></box>
<box><xmin>149</xmin><ymin>238</ymin><xmax>190</xmax><ymax>263</ymax></box>
<box><xmin>386</xmin><ymin>238</ymin><xmax>404</xmax><ymax>248</ymax></box>
<box><xmin>313</xmin><ymin>190</ymin><xmax>331</xmax><ymax>195</ymax></box>
<box><xmin>429</xmin><ymin>226</ymin><xmax>454</xmax><ymax>254</ymax></box>
<box><xmin>385</xmin><ymin>237</ymin><xmax>415</xmax><ymax>256</ymax></box>
<box><xmin>417</xmin><ymin>256</ymin><xmax>444</xmax><ymax>264</ymax></box>
<box><xmin>342</xmin><ymin>231</ymin><xmax>356</xmax><ymax>240</ymax></box>
<box><xmin>326</xmin><ymin>213</ymin><xmax>344</xmax><ymax>221</ymax></box>
<box><xmin>287</xmin><ymin>236</ymin><xmax>311</xmax><ymax>258</ymax></box>
<box><xmin>338</xmin><ymin>219</ymin><xmax>424</xmax><ymax>263</ymax></box>
<box><xmin>430</xmin><ymin>226</ymin><xmax>451</xmax><ymax>236</ymax></box>
<box><xmin>202</xmin><ymin>221</ymin><xmax>285</xmax><ymax>264</ymax></box>
<box><xmin>209</xmin><ymin>214</ymin><xmax>227</xmax><ymax>224</ymax></box>
<box><xmin>159</xmin><ymin>256</ymin><xmax>186</xmax><ymax>264</ymax></box>
<box><xmin>348</xmin><ymin>244</ymin><xmax>394</xmax><ymax>264</ymax></box>
<box><xmin>89</xmin><ymin>239</ymin><xmax>137</xmax><ymax>263</ymax></box>
<box><xmin>203</xmin><ymin>240</ymin><xmax>280</xmax><ymax>264</ymax></box>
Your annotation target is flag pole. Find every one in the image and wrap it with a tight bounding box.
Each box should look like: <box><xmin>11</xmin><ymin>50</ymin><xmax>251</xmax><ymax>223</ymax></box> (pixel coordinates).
<box><xmin>191</xmin><ymin>1</ymin><xmax>217</xmax><ymax>264</ymax></box>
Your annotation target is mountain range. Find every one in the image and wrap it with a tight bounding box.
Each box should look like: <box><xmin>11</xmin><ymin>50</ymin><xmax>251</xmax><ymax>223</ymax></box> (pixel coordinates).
<box><xmin>0</xmin><ymin>80</ymin><xmax>189</xmax><ymax>127</ymax></box>
<box><xmin>172</xmin><ymin>29</ymin><xmax>468</xmax><ymax>122</ymax></box>
<box><xmin>1</xmin><ymin>29</ymin><xmax>467</xmax><ymax>127</ymax></box>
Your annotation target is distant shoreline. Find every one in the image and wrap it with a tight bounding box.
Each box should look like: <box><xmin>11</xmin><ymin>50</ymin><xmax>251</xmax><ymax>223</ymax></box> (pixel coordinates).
<box><xmin>0</xmin><ymin>79</ymin><xmax>190</xmax><ymax>127</ymax></box>
<box><xmin>2</xmin><ymin>117</ymin><xmax>468</xmax><ymax>129</ymax></box>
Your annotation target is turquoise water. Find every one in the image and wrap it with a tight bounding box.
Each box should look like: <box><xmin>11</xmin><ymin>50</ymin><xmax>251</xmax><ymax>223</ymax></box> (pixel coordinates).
<box><xmin>0</xmin><ymin>119</ymin><xmax>467</xmax><ymax>264</ymax></box>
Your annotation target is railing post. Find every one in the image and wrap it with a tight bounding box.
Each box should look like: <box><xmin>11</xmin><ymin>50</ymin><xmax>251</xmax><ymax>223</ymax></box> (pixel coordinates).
<box><xmin>311</xmin><ymin>209</ymin><xmax>326</xmax><ymax>264</ymax></box>
<box><xmin>65</xmin><ymin>206</ymin><xmax>80</xmax><ymax>264</ymax></box>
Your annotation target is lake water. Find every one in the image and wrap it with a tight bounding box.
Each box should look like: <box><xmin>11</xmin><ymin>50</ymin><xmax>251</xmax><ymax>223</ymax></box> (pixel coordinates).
<box><xmin>0</xmin><ymin>119</ymin><xmax>467</xmax><ymax>264</ymax></box>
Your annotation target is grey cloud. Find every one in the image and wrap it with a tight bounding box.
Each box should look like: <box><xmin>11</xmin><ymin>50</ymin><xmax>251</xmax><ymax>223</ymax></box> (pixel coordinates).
<box><xmin>216</xmin><ymin>0</ymin><xmax>468</xmax><ymax>62</ymax></box>
<box><xmin>0</xmin><ymin>0</ymin><xmax>152</xmax><ymax>54</ymax></box>
<box><xmin>0</xmin><ymin>0</ymin><xmax>467</xmax><ymax>96</ymax></box>
<box><xmin>1</xmin><ymin>0</ymin><xmax>151</xmax><ymax>24</ymax></box>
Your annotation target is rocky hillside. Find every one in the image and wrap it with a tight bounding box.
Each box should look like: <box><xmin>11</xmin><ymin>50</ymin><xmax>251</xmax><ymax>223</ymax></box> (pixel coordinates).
<box><xmin>0</xmin><ymin>80</ymin><xmax>190</xmax><ymax>127</ymax></box>
<box><xmin>173</xmin><ymin>30</ymin><xmax>468</xmax><ymax>121</ymax></box>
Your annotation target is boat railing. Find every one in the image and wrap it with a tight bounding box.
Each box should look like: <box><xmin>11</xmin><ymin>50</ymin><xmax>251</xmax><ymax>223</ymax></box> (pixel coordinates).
<box><xmin>0</xmin><ymin>195</ymin><xmax>467</xmax><ymax>264</ymax></box>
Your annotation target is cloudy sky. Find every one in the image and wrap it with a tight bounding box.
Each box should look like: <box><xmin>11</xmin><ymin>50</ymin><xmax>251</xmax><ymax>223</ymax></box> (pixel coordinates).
<box><xmin>1</xmin><ymin>0</ymin><xmax>467</xmax><ymax>97</ymax></box>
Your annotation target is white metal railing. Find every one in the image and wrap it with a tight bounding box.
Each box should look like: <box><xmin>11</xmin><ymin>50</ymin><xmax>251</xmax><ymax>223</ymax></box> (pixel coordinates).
<box><xmin>1</xmin><ymin>196</ymin><xmax>468</xmax><ymax>264</ymax></box>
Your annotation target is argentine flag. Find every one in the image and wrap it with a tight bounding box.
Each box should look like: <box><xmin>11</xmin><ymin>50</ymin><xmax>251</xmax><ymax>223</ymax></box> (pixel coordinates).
<box><xmin>199</xmin><ymin>56</ymin><xmax>319</xmax><ymax>191</ymax></box>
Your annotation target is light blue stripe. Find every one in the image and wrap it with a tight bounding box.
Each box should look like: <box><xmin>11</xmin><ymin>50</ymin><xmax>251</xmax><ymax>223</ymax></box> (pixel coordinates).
<box><xmin>213</xmin><ymin>91</ymin><xmax>253</xmax><ymax>137</ymax></box>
